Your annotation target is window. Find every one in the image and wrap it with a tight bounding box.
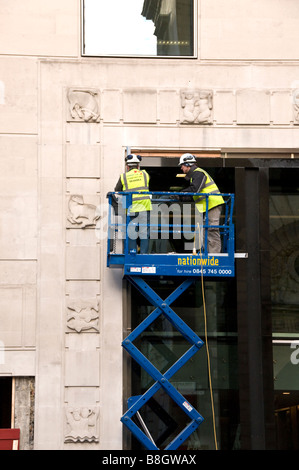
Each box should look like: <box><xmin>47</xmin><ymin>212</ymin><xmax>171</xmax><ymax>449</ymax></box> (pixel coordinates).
<box><xmin>0</xmin><ymin>377</ymin><xmax>12</xmax><ymax>428</ymax></box>
<box><xmin>82</xmin><ymin>0</ymin><xmax>195</xmax><ymax>57</ymax></box>
<box><xmin>124</xmin><ymin>163</ymin><xmax>238</xmax><ymax>450</ymax></box>
<box><xmin>270</xmin><ymin>168</ymin><xmax>299</xmax><ymax>450</ymax></box>
<box><xmin>129</xmin><ymin>278</ymin><xmax>239</xmax><ymax>450</ymax></box>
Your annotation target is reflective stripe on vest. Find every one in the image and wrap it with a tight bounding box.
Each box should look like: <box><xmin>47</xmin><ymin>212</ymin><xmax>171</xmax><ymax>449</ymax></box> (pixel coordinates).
<box><xmin>120</xmin><ymin>169</ymin><xmax>152</xmax><ymax>212</ymax></box>
<box><xmin>191</xmin><ymin>168</ymin><xmax>224</xmax><ymax>213</ymax></box>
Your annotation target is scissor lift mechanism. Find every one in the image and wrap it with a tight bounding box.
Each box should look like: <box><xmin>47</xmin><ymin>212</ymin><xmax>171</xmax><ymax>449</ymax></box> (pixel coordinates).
<box><xmin>106</xmin><ymin>191</ymin><xmax>235</xmax><ymax>450</ymax></box>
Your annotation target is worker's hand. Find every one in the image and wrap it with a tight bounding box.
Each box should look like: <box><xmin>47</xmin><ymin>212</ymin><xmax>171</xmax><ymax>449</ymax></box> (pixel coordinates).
<box><xmin>180</xmin><ymin>194</ymin><xmax>193</xmax><ymax>202</ymax></box>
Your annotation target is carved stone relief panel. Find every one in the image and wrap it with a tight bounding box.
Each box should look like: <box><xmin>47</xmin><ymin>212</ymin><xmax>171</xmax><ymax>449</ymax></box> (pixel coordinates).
<box><xmin>67</xmin><ymin>194</ymin><xmax>100</xmax><ymax>229</ymax></box>
<box><xmin>293</xmin><ymin>89</ymin><xmax>299</xmax><ymax>124</ymax></box>
<box><xmin>67</xmin><ymin>88</ymin><xmax>100</xmax><ymax>123</ymax></box>
<box><xmin>180</xmin><ymin>89</ymin><xmax>213</xmax><ymax>124</ymax></box>
<box><xmin>65</xmin><ymin>406</ymin><xmax>99</xmax><ymax>443</ymax></box>
<box><xmin>66</xmin><ymin>298</ymin><xmax>100</xmax><ymax>333</ymax></box>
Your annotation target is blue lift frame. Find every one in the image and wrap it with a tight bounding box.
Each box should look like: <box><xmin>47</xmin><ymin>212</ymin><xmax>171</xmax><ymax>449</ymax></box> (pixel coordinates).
<box><xmin>106</xmin><ymin>191</ymin><xmax>235</xmax><ymax>449</ymax></box>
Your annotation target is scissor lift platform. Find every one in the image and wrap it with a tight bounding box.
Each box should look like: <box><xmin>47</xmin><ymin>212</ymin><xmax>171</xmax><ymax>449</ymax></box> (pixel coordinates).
<box><xmin>106</xmin><ymin>191</ymin><xmax>235</xmax><ymax>449</ymax></box>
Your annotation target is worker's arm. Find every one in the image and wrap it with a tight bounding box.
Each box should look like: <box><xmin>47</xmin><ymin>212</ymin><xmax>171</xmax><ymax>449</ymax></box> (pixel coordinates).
<box><xmin>181</xmin><ymin>171</ymin><xmax>206</xmax><ymax>193</ymax></box>
<box><xmin>114</xmin><ymin>177</ymin><xmax>123</xmax><ymax>192</ymax></box>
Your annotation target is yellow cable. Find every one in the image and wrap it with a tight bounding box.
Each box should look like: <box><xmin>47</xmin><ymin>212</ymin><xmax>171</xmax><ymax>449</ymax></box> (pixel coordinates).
<box><xmin>197</xmin><ymin>224</ymin><xmax>218</xmax><ymax>450</ymax></box>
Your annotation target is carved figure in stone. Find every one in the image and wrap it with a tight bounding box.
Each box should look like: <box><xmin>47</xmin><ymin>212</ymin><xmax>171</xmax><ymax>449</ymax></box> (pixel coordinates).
<box><xmin>67</xmin><ymin>194</ymin><xmax>100</xmax><ymax>228</ymax></box>
<box><xmin>65</xmin><ymin>407</ymin><xmax>99</xmax><ymax>443</ymax></box>
<box><xmin>180</xmin><ymin>89</ymin><xmax>213</xmax><ymax>124</ymax></box>
<box><xmin>67</xmin><ymin>298</ymin><xmax>99</xmax><ymax>333</ymax></box>
<box><xmin>293</xmin><ymin>89</ymin><xmax>299</xmax><ymax>123</ymax></box>
<box><xmin>67</xmin><ymin>89</ymin><xmax>100</xmax><ymax>122</ymax></box>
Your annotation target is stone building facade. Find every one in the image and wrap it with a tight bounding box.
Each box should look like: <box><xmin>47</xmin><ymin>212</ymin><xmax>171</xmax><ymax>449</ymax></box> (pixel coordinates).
<box><xmin>0</xmin><ymin>0</ymin><xmax>299</xmax><ymax>450</ymax></box>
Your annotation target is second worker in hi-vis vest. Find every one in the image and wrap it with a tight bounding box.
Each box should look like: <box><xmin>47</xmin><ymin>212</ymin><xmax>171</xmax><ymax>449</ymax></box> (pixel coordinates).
<box><xmin>115</xmin><ymin>154</ymin><xmax>152</xmax><ymax>254</ymax></box>
<box><xmin>178</xmin><ymin>153</ymin><xmax>224</xmax><ymax>253</ymax></box>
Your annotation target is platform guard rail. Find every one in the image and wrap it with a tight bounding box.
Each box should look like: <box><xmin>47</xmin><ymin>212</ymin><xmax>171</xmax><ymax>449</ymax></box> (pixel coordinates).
<box><xmin>106</xmin><ymin>191</ymin><xmax>235</xmax><ymax>278</ymax></box>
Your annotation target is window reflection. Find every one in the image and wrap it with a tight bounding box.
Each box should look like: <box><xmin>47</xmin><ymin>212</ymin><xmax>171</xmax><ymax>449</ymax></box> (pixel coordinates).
<box><xmin>270</xmin><ymin>168</ymin><xmax>299</xmax><ymax>450</ymax></box>
<box><xmin>83</xmin><ymin>0</ymin><xmax>194</xmax><ymax>57</ymax></box>
<box><xmin>270</xmin><ymin>169</ymin><xmax>299</xmax><ymax>335</ymax></box>
<box><xmin>130</xmin><ymin>278</ymin><xmax>239</xmax><ymax>450</ymax></box>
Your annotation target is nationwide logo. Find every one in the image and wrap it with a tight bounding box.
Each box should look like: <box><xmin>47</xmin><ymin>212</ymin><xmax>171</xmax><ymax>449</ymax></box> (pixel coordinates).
<box><xmin>178</xmin><ymin>256</ymin><xmax>219</xmax><ymax>266</ymax></box>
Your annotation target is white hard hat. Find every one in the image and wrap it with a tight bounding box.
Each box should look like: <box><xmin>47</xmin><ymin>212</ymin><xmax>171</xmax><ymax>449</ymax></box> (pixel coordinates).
<box><xmin>178</xmin><ymin>153</ymin><xmax>196</xmax><ymax>166</ymax></box>
<box><xmin>125</xmin><ymin>154</ymin><xmax>142</xmax><ymax>165</ymax></box>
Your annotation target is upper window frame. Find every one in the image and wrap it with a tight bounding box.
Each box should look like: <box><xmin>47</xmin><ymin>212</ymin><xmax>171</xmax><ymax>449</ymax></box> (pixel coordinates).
<box><xmin>81</xmin><ymin>0</ymin><xmax>198</xmax><ymax>59</ymax></box>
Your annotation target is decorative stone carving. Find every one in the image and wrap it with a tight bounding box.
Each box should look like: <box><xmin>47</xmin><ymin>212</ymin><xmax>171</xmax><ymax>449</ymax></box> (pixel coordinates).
<box><xmin>65</xmin><ymin>406</ymin><xmax>99</xmax><ymax>443</ymax></box>
<box><xmin>67</xmin><ymin>298</ymin><xmax>99</xmax><ymax>333</ymax></box>
<box><xmin>67</xmin><ymin>89</ymin><xmax>100</xmax><ymax>122</ymax></box>
<box><xmin>293</xmin><ymin>89</ymin><xmax>299</xmax><ymax>123</ymax></box>
<box><xmin>180</xmin><ymin>89</ymin><xmax>213</xmax><ymax>124</ymax></box>
<box><xmin>67</xmin><ymin>194</ymin><xmax>100</xmax><ymax>228</ymax></box>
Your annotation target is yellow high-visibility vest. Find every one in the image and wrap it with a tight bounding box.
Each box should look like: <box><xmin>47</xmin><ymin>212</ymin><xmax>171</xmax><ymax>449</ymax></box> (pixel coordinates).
<box><xmin>191</xmin><ymin>168</ymin><xmax>224</xmax><ymax>213</ymax></box>
<box><xmin>120</xmin><ymin>169</ymin><xmax>152</xmax><ymax>213</ymax></box>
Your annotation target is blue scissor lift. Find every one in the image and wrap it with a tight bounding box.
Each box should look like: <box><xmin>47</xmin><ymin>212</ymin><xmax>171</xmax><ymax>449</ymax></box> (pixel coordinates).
<box><xmin>106</xmin><ymin>191</ymin><xmax>235</xmax><ymax>450</ymax></box>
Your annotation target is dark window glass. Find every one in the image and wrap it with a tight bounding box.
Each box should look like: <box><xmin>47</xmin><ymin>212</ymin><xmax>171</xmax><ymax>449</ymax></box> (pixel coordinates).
<box><xmin>127</xmin><ymin>166</ymin><xmax>238</xmax><ymax>450</ymax></box>
<box><xmin>0</xmin><ymin>377</ymin><xmax>12</xmax><ymax>428</ymax></box>
<box><xmin>270</xmin><ymin>168</ymin><xmax>299</xmax><ymax>450</ymax></box>
<box><xmin>130</xmin><ymin>278</ymin><xmax>239</xmax><ymax>450</ymax></box>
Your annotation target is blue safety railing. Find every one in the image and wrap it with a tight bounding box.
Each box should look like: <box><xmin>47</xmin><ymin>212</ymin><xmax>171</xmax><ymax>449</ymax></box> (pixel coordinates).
<box><xmin>106</xmin><ymin>191</ymin><xmax>235</xmax><ymax>278</ymax></box>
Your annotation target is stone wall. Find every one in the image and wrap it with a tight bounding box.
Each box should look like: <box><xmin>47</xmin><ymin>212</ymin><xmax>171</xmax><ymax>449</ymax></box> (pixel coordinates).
<box><xmin>0</xmin><ymin>0</ymin><xmax>299</xmax><ymax>450</ymax></box>
<box><xmin>14</xmin><ymin>377</ymin><xmax>35</xmax><ymax>450</ymax></box>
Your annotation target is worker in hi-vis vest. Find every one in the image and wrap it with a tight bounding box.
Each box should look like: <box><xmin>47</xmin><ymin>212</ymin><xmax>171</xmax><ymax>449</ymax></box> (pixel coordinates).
<box><xmin>178</xmin><ymin>153</ymin><xmax>224</xmax><ymax>253</ymax></box>
<box><xmin>114</xmin><ymin>154</ymin><xmax>152</xmax><ymax>254</ymax></box>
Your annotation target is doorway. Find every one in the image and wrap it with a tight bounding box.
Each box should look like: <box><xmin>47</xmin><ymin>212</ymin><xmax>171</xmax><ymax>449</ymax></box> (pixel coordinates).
<box><xmin>0</xmin><ymin>377</ymin><xmax>12</xmax><ymax>428</ymax></box>
<box><xmin>123</xmin><ymin>152</ymin><xmax>299</xmax><ymax>450</ymax></box>
<box><xmin>270</xmin><ymin>167</ymin><xmax>299</xmax><ymax>450</ymax></box>
<box><xmin>123</xmin><ymin>153</ymin><xmax>299</xmax><ymax>449</ymax></box>
<box><xmin>124</xmin><ymin>157</ymin><xmax>239</xmax><ymax>450</ymax></box>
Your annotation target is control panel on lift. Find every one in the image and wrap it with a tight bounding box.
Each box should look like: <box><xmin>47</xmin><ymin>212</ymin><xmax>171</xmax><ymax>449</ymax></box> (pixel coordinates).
<box><xmin>106</xmin><ymin>191</ymin><xmax>235</xmax><ymax>278</ymax></box>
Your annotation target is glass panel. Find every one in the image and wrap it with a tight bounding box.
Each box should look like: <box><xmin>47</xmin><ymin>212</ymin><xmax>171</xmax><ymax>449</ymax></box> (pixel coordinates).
<box><xmin>83</xmin><ymin>0</ymin><xmax>194</xmax><ymax>57</ymax></box>
<box><xmin>130</xmin><ymin>278</ymin><xmax>239</xmax><ymax>450</ymax></box>
<box><xmin>270</xmin><ymin>169</ymin><xmax>299</xmax><ymax>338</ymax></box>
<box><xmin>270</xmin><ymin>168</ymin><xmax>299</xmax><ymax>450</ymax></box>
